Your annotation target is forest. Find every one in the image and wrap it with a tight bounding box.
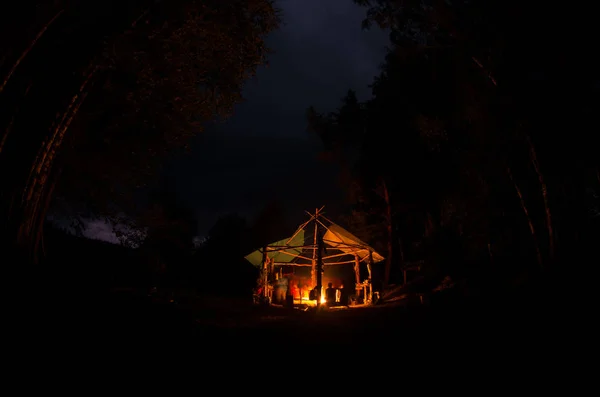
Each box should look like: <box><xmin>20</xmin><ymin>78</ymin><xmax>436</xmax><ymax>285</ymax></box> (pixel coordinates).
<box><xmin>1</xmin><ymin>0</ymin><xmax>280</xmax><ymax>269</ymax></box>
<box><xmin>1</xmin><ymin>0</ymin><xmax>598</xmax><ymax>304</ymax></box>
<box><xmin>307</xmin><ymin>0</ymin><xmax>599</xmax><ymax>292</ymax></box>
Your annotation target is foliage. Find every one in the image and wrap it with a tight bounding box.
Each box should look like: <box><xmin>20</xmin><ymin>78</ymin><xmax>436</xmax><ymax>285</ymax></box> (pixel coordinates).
<box><xmin>306</xmin><ymin>0</ymin><xmax>599</xmax><ymax>283</ymax></box>
<box><xmin>0</xmin><ymin>1</ymin><xmax>280</xmax><ymax>260</ymax></box>
<box><xmin>54</xmin><ymin>0</ymin><xmax>280</xmax><ymax>222</ymax></box>
<box><xmin>192</xmin><ymin>213</ymin><xmax>257</xmax><ymax>296</ymax></box>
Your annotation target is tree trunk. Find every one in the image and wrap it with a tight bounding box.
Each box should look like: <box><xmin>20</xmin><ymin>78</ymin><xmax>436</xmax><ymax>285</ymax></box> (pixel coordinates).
<box><xmin>381</xmin><ymin>178</ymin><xmax>393</xmax><ymax>289</ymax></box>
<box><xmin>0</xmin><ymin>9</ymin><xmax>65</xmax><ymax>93</ymax></box>
<box><xmin>507</xmin><ymin>167</ymin><xmax>543</xmax><ymax>268</ymax></box>
<box><xmin>17</xmin><ymin>65</ymin><xmax>98</xmax><ymax>262</ymax></box>
<box><xmin>526</xmin><ymin>134</ymin><xmax>554</xmax><ymax>262</ymax></box>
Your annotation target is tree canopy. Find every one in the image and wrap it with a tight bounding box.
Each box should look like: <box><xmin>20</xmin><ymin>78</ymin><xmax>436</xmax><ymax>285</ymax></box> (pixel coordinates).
<box><xmin>307</xmin><ymin>0</ymin><xmax>599</xmax><ymax>286</ymax></box>
<box><xmin>0</xmin><ymin>0</ymin><xmax>280</xmax><ymax>260</ymax></box>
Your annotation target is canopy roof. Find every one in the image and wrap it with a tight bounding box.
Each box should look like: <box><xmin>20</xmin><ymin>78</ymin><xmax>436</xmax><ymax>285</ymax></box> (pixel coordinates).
<box><xmin>244</xmin><ymin>231</ymin><xmax>305</xmax><ymax>267</ymax></box>
<box><xmin>323</xmin><ymin>224</ymin><xmax>384</xmax><ymax>263</ymax></box>
<box><xmin>244</xmin><ymin>208</ymin><xmax>384</xmax><ymax>268</ymax></box>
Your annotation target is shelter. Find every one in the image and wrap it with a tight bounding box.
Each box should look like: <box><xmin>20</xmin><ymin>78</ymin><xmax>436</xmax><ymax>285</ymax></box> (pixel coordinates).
<box><xmin>245</xmin><ymin>207</ymin><xmax>384</xmax><ymax>307</ymax></box>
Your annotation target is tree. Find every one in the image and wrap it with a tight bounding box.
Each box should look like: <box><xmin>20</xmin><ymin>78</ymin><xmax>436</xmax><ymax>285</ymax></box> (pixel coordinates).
<box><xmin>306</xmin><ymin>0</ymin><xmax>599</xmax><ymax>288</ymax></box>
<box><xmin>192</xmin><ymin>213</ymin><xmax>256</xmax><ymax>296</ymax></box>
<box><xmin>134</xmin><ymin>184</ymin><xmax>198</xmax><ymax>284</ymax></box>
<box><xmin>351</xmin><ymin>0</ymin><xmax>600</xmax><ymax>271</ymax></box>
<box><xmin>0</xmin><ymin>0</ymin><xmax>280</xmax><ymax>264</ymax></box>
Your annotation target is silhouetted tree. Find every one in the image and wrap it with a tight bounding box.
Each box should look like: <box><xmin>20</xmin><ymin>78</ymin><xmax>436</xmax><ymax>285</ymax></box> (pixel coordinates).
<box><xmin>0</xmin><ymin>0</ymin><xmax>280</xmax><ymax>264</ymax></box>
<box><xmin>135</xmin><ymin>185</ymin><xmax>198</xmax><ymax>286</ymax></box>
<box><xmin>193</xmin><ymin>213</ymin><xmax>256</xmax><ymax>296</ymax></box>
<box><xmin>307</xmin><ymin>0</ymin><xmax>599</xmax><ymax>287</ymax></box>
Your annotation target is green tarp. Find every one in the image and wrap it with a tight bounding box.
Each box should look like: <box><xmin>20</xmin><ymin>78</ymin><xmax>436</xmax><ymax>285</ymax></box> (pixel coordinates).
<box><xmin>244</xmin><ymin>230</ymin><xmax>305</xmax><ymax>267</ymax></box>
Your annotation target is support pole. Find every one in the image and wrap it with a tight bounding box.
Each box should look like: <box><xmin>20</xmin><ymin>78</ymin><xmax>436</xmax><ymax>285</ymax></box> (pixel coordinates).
<box><xmin>316</xmin><ymin>228</ymin><xmax>323</xmax><ymax>308</ymax></box>
<box><xmin>353</xmin><ymin>254</ymin><xmax>361</xmax><ymax>284</ymax></box>
<box><xmin>311</xmin><ymin>209</ymin><xmax>318</xmax><ymax>288</ymax></box>
<box><xmin>262</xmin><ymin>246</ymin><xmax>268</xmax><ymax>300</ymax></box>
<box><xmin>367</xmin><ymin>251</ymin><xmax>373</xmax><ymax>281</ymax></box>
<box><xmin>367</xmin><ymin>251</ymin><xmax>374</xmax><ymax>303</ymax></box>
<box><xmin>354</xmin><ymin>254</ymin><xmax>361</xmax><ymax>303</ymax></box>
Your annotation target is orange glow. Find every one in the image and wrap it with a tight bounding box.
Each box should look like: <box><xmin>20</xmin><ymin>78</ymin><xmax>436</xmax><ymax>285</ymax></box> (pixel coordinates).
<box><xmin>293</xmin><ymin>286</ymin><xmax>326</xmax><ymax>306</ymax></box>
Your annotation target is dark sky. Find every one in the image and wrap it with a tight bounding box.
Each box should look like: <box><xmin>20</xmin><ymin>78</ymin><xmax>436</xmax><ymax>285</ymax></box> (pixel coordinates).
<box><xmin>81</xmin><ymin>0</ymin><xmax>389</xmax><ymax>242</ymax></box>
<box><xmin>167</xmin><ymin>0</ymin><xmax>389</xmax><ymax>237</ymax></box>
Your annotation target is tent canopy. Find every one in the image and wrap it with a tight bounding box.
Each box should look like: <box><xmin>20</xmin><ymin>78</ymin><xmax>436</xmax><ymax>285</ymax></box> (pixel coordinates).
<box><xmin>244</xmin><ymin>209</ymin><xmax>383</xmax><ymax>267</ymax></box>
<box><xmin>323</xmin><ymin>224</ymin><xmax>385</xmax><ymax>263</ymax></box>
<box><xmin>244</xmin><ymin>230</ymin><xmax>305</xmax><ymax>267</ymax></box>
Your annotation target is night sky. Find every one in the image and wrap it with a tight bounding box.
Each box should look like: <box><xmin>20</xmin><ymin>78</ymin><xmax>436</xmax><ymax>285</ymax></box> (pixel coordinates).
<box><xmin>174</xmin><ymin>0</ymin><xmax>389</xmax><ymax>237</ymax></box>
<box><xmin>84</xmin><ymin>0</ymin><xmax>389</xmax><ymax>241</ymax></box>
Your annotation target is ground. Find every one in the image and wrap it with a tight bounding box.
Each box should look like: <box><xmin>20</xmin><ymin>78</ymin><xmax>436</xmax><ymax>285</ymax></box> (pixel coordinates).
<box><xmin>21</xmin><ymin>273</ymin><xmax>568</xmax><ymax>370</ymax></box>
<box><xmin>76</xmin><ymin>283</ymin><xmax>561</xmax><ymax>363</ymax></box>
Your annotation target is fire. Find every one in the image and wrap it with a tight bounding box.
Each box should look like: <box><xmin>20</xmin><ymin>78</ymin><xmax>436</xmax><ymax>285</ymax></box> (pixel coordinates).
<box><xmin>296</xmin><ymin>286</ymin><xmax>326</xmax><ymax>305</ymax></box>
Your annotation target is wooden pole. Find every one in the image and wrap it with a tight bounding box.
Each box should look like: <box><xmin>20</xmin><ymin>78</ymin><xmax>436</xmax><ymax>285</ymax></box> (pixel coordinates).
<box><xmin>265</xmin><ymin>244</ymin><xmax>315</xmax><ymax>250</ymax></box>
<box><xmin>322</xmin><ymin>260</ymin><xmax>356</xmax><ymax>265</ymax></box>
<box><xmin>272</xmin><ymin>260</ymin><xmax>357</xmax><ymax>266</ymax></box>
<box><xmin>322</xmin><ymin>252</ymin><xmax>352</xmax><ymax>260</ymax></box>
<box><xmin>367</xmin><ymin>251</ymin><xmax>374</xmax><ymax>303</ymax></box>
<box><xmin>322</xmin><ymin>237</ymin><xmax>371</xmax><ymax>250</ymax></box>
<box><xmin>311</xmin><ymin>209</ymin><xmax>318</xmax><ymax>288</ymax></box>
<box><xmin>367</xmin><ymin>251</ymin><xmax>374</xmax><ymax>281</ymax></box>
<box><xmin>262</xmin><ymin>246</ymin><xmax>268</xmax><ymax>299</ymax></box>
<box><xmin>354</xmin><ymin>254</ymin><xmax>361</xmax><ymax>301</ymax></box>
<box><xmin>285</xmin><ymin>215</ymin><xmax>313</xmax><ymax>245</ymax></box>
<box><xmin>317</xmin><ymin>227</ymin><xmax>323</xmax><ymax>300</ymax></box>
<box><xmin>265</xmin><ymin>249</ymin><xmax>314</xmax><ymax>262</ymax></box>
<box><xmin>354</xmin><ymin>254</ymin><xmax>361</xmax><ymax>284</ymax></box>
<box><xmin>316</xmin><ymin>227</ymin><xmax>323</xmax><ymax>308</ymax></box>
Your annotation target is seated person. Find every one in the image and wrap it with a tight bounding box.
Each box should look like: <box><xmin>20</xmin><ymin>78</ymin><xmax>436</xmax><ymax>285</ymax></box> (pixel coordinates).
<box><xmin>290</xmin><ymin>283</ymin><xmax>300</xmax><ymax>300</ymax></box>
<box><xmin>338</xmin><ymin>283</ymin><xmax>349</xmax><ymax>306</ymax></box>
<box><xmin>325</xmin><ymin>283</ymin><xmax>337</xmax><ymax>306</ymax></box>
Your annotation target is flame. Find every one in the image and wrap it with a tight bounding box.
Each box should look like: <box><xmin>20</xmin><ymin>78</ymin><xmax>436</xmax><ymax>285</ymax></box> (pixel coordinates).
<box><xmin>294</xmin><ymin>285</ymin><xmax>328</xmax><ymax>305</ymax></box>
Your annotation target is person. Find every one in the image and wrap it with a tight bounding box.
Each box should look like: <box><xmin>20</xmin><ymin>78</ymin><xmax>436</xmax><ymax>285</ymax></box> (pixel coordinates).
<box><xmin>301</xmin><ymin>284</ymin><xmax>309</xmax><ymax>300</ymax></box>
<box><xmin>325</xmin><ymin>282</ymin><xmax>336</xmax><ymax>306</ymax></box>
<box><xmin>338</xmin><ymin>283</ymin><xmax>349</xmax><ymax>307</ymax></box>
<box><xmin>275</xmin><ymin>277</ymin><xmax>287</xmax><ymax>303</ymax></box>
<box><xmin>309</xmin><ymin>286</ymin><xmax>317</xmax><ymax>301</ymax></box>
<box><xmin>285</xmin><ymin>281</ymin><xmax>294</xmax><ymax>308</ymax></box>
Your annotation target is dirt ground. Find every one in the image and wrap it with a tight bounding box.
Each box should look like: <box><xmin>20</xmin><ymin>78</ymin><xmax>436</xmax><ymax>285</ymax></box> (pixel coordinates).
<box><xmin>81</xmin><ymin>287</ymin><xmax>563</xmax><ymax>364</ymax></box>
